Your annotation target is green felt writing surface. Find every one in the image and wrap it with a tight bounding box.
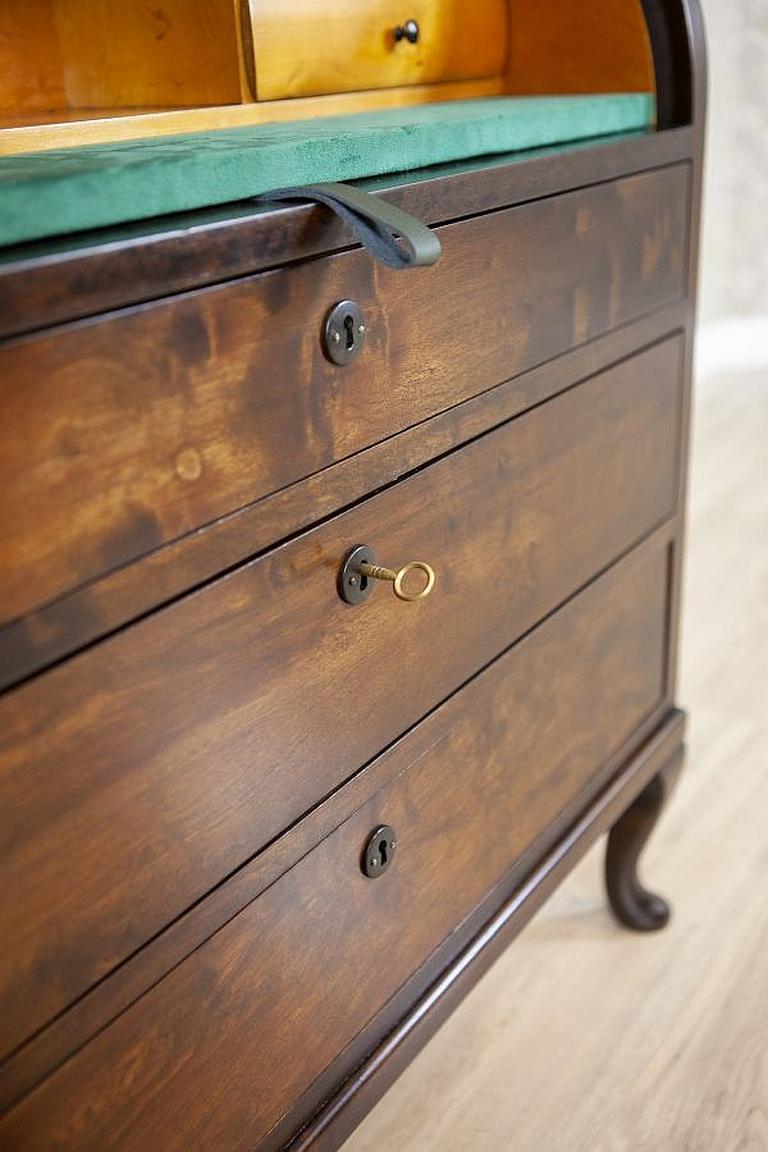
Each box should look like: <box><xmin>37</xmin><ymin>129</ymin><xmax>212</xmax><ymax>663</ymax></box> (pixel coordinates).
<box><xmin>0</xmin><ymin>95</ymin><xmax>654</xmax><ymax>248</ymax></box>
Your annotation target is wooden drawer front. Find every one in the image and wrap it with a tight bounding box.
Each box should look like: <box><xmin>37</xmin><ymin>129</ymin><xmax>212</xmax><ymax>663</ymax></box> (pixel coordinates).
<box><xmin>249</xmin><ymin>0</ymin><xmax>509</xmax><ymax>101</ymax></box>
<box><xmin>0</xmin><ymin>541</ymin><xmax>669</xmax><ymax>1151</ymax></box>
<box><xmin>0</xmin><ymin>337</ymin><xmax>681</xmax><ymax>1059</ymax></box>
<box><xmin>0</xmin><ymin>166</ymin><xmax>688</xmax><ymax>627</ymax></box>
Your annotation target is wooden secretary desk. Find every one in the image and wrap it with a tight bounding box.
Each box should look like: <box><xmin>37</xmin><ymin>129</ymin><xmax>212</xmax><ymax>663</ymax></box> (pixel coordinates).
<box><xmin>0</xmin><ymin>2</ymin><xmax>704</xmax><ymax>1149</ymax></box>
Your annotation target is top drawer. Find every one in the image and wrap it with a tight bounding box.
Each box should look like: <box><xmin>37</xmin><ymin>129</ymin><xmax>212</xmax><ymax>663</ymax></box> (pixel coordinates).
<box><xmin>0</xmin><ymin>166</ymin><xmax>688</xmax><ymax>627</ymax></box>
<box><xmin>249</xmin><ymin>0</ymin><xmax>509</xmax><ymax>101</ymax></box>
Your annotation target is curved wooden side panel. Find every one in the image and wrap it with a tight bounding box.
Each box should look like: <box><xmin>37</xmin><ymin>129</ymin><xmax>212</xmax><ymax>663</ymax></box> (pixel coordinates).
<box><xmin>640</xmin><ymin>0</ymin><xmax>707</xmax><ymax>128</ymax></box>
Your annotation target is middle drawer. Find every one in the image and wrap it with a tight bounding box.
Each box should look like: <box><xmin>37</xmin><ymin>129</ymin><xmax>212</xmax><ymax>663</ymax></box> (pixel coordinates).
<box><xmin>0</xmin><ymin>336</ymin><xmax>681</xmax><ymax>1059</ymax></box>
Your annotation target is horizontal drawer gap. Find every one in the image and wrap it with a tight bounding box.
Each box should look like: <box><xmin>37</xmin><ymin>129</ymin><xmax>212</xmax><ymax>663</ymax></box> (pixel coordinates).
<box><xmin>0</xmin><ymin>312</ymin><xmax>686</xmax><ymax>693</ymax></box>
<box><xmin>0</xmin><ymin>131</ymin><xmax>693</xmax><ymax>340</ymax></box>
<box><xmin>0</xmin><ymin>520</ymin><xmax>675</xmax><ymax>1116</ymax></box>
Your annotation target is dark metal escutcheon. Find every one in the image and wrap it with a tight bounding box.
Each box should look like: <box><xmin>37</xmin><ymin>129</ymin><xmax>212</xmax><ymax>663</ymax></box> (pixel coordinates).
<box><xmin>323</xmin><ymin>299</ymin><xmax>366</xmax><ymax>365</ymax></box>
<box><xmin>362</xmin><ymin>825</ymin><xmax>397</xmax><ymax>878</ymax></box>
<box><xmin>339</xmin><ymin>543</ymin><xmax>377</xmax><ymax>605</ymax></box>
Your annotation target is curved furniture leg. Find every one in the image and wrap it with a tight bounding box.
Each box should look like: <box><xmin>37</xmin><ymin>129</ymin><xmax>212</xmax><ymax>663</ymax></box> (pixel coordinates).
<box><xmin>605</xmin><ymin>748</ymin><xmax>684</xmax><ymax>931</ymax></box>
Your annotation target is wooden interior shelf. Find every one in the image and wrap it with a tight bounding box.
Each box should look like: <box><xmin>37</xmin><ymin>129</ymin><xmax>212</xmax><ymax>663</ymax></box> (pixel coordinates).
<box><xmin>0</xmin><ymin>0</ymin><xmax>655</xmax><ymax>154</ymax></box>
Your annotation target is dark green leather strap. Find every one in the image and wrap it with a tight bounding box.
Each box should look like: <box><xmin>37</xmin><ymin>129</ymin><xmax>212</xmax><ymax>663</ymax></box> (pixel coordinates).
<box><xmin>255</xmin><ymin>181</ymin><xmax>442</xmax><ymax>270</ymax></box>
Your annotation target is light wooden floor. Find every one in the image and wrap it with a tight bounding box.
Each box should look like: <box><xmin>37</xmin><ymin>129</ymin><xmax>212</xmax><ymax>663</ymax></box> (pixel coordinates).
<box><xmin>343</xmin><ymin>366</ymin><xmax>768</xmax><ymax>1152</ymax></box>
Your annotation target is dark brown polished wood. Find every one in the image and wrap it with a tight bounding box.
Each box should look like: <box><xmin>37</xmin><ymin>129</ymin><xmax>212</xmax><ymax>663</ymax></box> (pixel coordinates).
<box><xmin>0</xmin><ymin>303</ymin><xmax>686</xmax><ymax>693</ymax></box>
<box><xmin>0</xmin><ymin>165</ymin><xmax>687</xmax><ymax>630</ymax></box>
<box><xmin>0</xmin><ymin>339</ymin><xmax>682</xmax><ymax>1060</ymax></box>
<box><xmin>0</xmin><ymin>541</ymin><xmax>671</xmax><ymax>1151</ymax></box>
<box><xmin>0</xmin><ymin>129</ymin><xmax>692</xmax><ymax>343</ymax></box>
<box><xmin>0</xmin><ymin>1</ymin><xmax>706</xmax><ymax>1147</ymax></box>
<box><xmin>0</xmin><ymin>527</ymin><xmax>677</xmax><ymax>1117</ymax></box>
<box><xmin>605</xmin><ymin>746</ymin><xmax>684</xmax><ymax>929</ymax></box>
<box><xmin>284</xmin><ymin>713</ymin><xmax>687</xmax><ymax>1152</ymax></box>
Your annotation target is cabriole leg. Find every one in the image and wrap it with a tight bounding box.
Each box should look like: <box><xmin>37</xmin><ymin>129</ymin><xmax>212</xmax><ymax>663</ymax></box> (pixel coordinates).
<box><xmin>605</xmin><ymin>748</ymin><xmax>684</xmax><ymax>931</ymax></box>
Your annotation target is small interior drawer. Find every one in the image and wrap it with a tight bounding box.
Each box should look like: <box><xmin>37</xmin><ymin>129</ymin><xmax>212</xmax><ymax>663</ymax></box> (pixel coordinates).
<box><xmin>248</xmin><ymin>0</ymin><xmax>509</xmax><ymax>101</ymax></box>
<box><xmin>0</xmin><ymin>537</ymin><xmax>670</xmax><ymax>1151</ymax></box>
<box><xmin>0</xmin><ymin>337</ymin><xmax>682</xmax><ymax>1061</ymax></box>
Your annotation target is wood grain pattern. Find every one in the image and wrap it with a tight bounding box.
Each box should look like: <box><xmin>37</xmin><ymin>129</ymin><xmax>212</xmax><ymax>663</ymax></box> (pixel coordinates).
<box><xmin>342</xmin><ymin>388</ymin><xmax>765</xmax><ymax>1152</ymax></box>
<box><xmin>0</xmin><ymin>538</ymin><xmax>670</xmax><ymax>1152</ymax></box>
<box><xmin>55</xmin><ymin>0</ymin><xmax>245</xmax><ymax>108</ymax></box>
<box><xmin>0</xmin><ymin>0</ymin><xmax>244</xmax><ymax>113</ymax></box>
<box><xmin>0</xmin><ymin>339</ymin><xmax>682</xmax><ymax>1060</ymax></box>
<box><xmin>0</xmin><ymin>78</ymin><xmax>505</xmax><ymax>154</ymax></box>
<box><xmin>506</xmin><ymin>0</ymin><xmax>654</xmax><ymax>97</ymax></box>
<box><xmin>0</xmin><ymin>129</ymin><xmax>693</xmax><ymax>341</ymax></box>
<box><xmin>0</xmin><ymin>0</ymin><xmax>658</xmax><ymax>149</ymax></box>
<box><xmin>250</xmin><ymin>0</ymin><xmax>508</xmax><ymax>101</ymax></box>
<box><xmin>289</xmin><ymin>713</ymin><xmax>686</xmax><ymax>1152</ymax></box>
<box><xmin>0</xmin><ymin>4</ymin><xmax>705</xmax><ymax>1145</ymax></box>
<box><xmin>0</xmin><ymin>306</ymin><xmax>686</xmax><ymax>694</ymax></box>
<box><xmin>0</xmin><ymin>531</ymin><xmax>675</xmax><ymax>1117</ymax></box>
<box><xmin>0</xmin><ymin>166</ymin><xmax>688</xmax><ymax>627</ymax></box>
<box><xmin>0</xmin><ymin>2</ymin><xmax>66</xmax><ymax>113</ymax></box>
<box><xmin>334</xmin><ymin>8</ymin><xmax>707</xmax><ymax>1149</ymax></box>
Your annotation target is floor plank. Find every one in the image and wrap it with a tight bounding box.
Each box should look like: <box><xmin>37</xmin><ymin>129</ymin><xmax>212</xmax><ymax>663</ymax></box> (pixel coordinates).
<box><xmin>342</xmin><ymin>367</ymin><xmax>768</xmax><ymax>1151</ymax></box>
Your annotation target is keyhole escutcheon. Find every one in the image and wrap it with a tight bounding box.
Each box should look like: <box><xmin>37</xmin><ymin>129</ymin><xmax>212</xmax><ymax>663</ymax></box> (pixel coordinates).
<box><xmin>362</xmin><ymin>825</ymin><xmax>397</xmax><ymax>878</ymax></box>
<box><xmin>323</xmin><ymin>299</ymin><xmax>366</xmax><ymax>365</ymax></box>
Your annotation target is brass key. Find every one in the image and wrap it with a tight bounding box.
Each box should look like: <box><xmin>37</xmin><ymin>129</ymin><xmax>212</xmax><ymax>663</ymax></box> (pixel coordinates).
<box><xmin>339</xmin><ymin>545</ymin><xmax>436</xmax><ymax>605</ymax></box>
<box><xmin>357</xmin><ymin>559</ymin><xmax>436</xmax><ymax>602</ymax></box>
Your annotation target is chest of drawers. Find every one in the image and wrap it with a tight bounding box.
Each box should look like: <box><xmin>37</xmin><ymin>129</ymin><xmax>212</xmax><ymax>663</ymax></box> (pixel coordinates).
<box><xmin>0</xmin><ymin>3</ymin><xmax>705</xmax><ymax>1148</ymax></box>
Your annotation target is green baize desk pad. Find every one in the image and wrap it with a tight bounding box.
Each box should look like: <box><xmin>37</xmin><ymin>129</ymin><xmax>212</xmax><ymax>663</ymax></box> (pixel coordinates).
<box><xmin>0</xmin><ymin>94</ymin><xmax>654</xmax><ymax>248</ymax></box>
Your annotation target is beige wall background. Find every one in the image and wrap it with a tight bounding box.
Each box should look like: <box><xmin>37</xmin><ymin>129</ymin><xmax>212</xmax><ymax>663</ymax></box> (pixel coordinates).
<box><xmin>698</xmin><ymin>0</ymin><xmax>768</xmax><ymax>324</ymax></box>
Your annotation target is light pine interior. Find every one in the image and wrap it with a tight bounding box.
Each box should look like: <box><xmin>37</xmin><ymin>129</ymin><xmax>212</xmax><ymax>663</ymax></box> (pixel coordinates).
<box><xmin>0</xmin><ymin>0</ymin><xmax>655</xmax><ymax>154</ymax></box>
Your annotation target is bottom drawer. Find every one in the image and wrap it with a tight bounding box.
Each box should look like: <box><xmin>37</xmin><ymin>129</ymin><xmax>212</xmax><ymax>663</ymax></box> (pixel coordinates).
<box><xmin>2</xmin><ymin>539</ymin><xmax>669</xmax><ymax>1151</ymax></box>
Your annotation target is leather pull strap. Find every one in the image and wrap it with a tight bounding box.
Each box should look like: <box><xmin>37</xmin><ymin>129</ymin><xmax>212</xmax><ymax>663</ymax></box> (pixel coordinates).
<box><xmin>255</xmin><ymin>181</ymin><xmax>442</xmax><ymax>270</ymax></box>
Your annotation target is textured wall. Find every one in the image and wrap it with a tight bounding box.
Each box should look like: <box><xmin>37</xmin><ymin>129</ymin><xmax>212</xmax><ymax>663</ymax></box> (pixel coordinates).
<box><xmin>697</xmin><ymin>0</ymin><xmax>768</xmax><ymax>321</ymax></box>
